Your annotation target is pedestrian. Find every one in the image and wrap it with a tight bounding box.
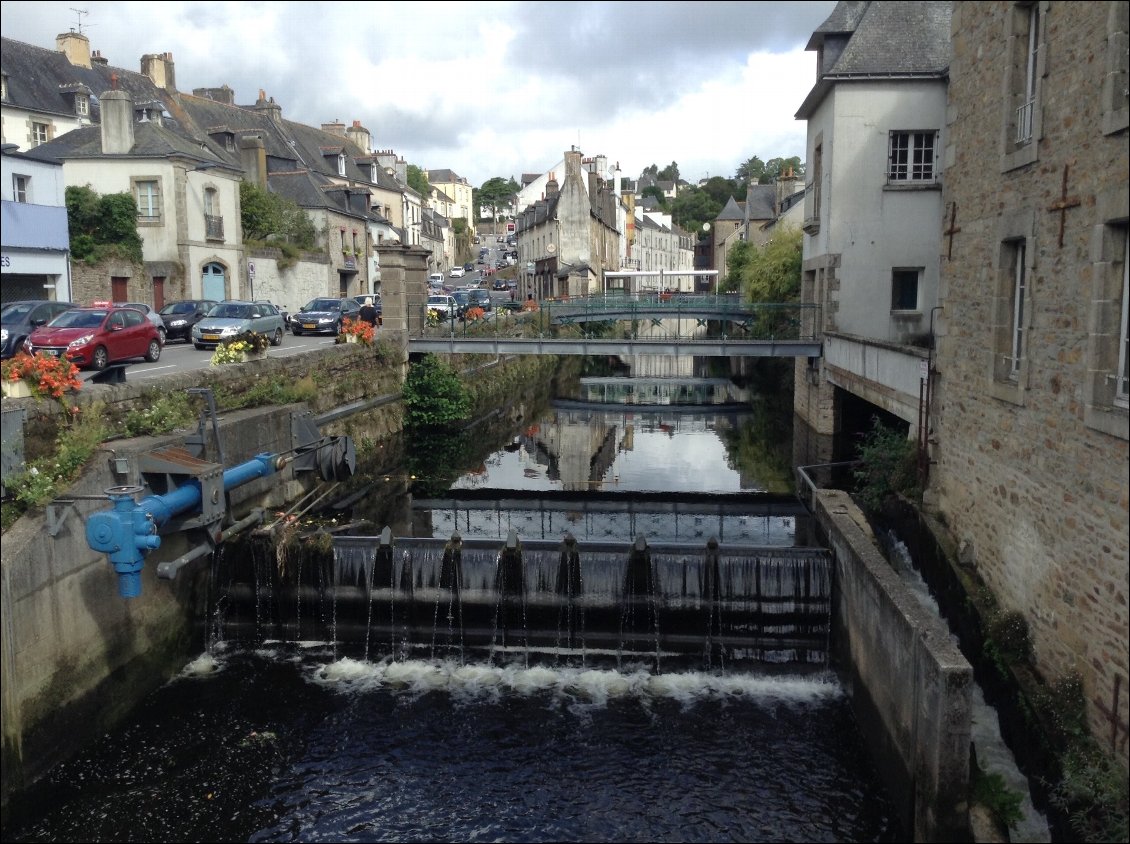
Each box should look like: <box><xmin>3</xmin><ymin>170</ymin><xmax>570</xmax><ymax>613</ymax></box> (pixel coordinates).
<box><xmin>359</xmin><ymin>296</ymin><xmax>378</xmax><ymax>327</ymax></box>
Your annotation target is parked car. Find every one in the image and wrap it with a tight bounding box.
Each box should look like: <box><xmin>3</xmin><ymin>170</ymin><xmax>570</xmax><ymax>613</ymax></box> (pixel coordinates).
<box><xmin>291</xmin><ymin>296</ymin><xmax>361</xmax><ymax>336</ymax></box>
<box><xmin>158</xmin><ymin>299</ymin><xmax>218</xmax><ymax>343</ymax></box>
<box><xmin>26</xmin><ymin>306</ymin><xmax>161</xmax><ymax>370</ymax></box>
<box><xmin>425</xmin><ymin>294</ymin><xmax>459</xmax><ymax>321</ymax></box>
<box><xmin>467</xmin><ymin>288</ymin><xmax>492</xmax><ymax>313</ymax></box>
<box><xmin>255</xmin><ymin>299</ymin><xmax>289</xmax><ymax>327</ymax></box>
<box><xmin>192</xmin><ymin>300</ymin><xmax>286</xmax><ymax>349</ymax></box>
<box><xmin>1</xmin><ymin>299</ymin><xmax>77</xmax><ymax>360</ymax></box>
<box><xmin>428</xmin><ymin>272</ymin><xmax>445</xmax><ymax>287</ymax></box>
<box><xmin>117</xmin><ymin>302</ymin><xmax>167</xmax><ymax>343</ymax></box>
<box><xmin>450</xmin><ymin>266</ymin><xmax>466</xmax><ymax>279</ymax></box>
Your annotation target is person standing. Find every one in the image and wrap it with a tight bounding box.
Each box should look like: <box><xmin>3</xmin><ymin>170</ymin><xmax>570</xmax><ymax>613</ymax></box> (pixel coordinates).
<box><xmin>359</xmin><ymin>297</ymin><xmax>378</xmax><ymax>327</ymax></box>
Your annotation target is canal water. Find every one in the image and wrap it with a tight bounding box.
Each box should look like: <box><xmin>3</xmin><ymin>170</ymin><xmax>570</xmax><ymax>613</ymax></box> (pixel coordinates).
<box><xmin>1</xmin><ymin>362</ymin><xmax>907</xmax><ymax>842</ymax></box>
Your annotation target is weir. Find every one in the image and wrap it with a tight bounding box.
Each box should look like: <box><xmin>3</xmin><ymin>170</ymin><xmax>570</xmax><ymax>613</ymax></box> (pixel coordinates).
<box><xmin>215</xmin><ymin>529</ymin><xmax>834</xmax><ymax>671</ymax></box>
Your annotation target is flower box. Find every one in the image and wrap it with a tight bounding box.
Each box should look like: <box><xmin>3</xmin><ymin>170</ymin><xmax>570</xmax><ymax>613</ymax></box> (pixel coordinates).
<box><xmin>1</xmin><ymin>379</ymin><xmax>34</xmax><ymax>399</ymax></box>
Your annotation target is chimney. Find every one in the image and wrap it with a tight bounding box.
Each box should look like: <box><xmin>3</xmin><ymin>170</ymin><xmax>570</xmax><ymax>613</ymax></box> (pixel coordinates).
<box><xmin>775</xmin><ymin>165</ymin><xmax>798</xmax><ymax>216</ymax></box>
<box><xmin>91</xmin><ymin>50</ymin><xmax>109</xmax><ymax>67</ymax></box>
<box><xmin>321</xmin><ymin>120</ymin><xmax>347</xmax><ymax>137</ymax></box>
<box><xmin>564</xmin><ymin>149</ymin><xmax>583</xmax><ymax>182</ymax></box>
<box><xmin>395</xmin><ymin>156</ymin><xmax>407</xmax><ymax>186</ymax></box>
<box><xmin>141</xmin><ymin>52</ymin><xmax>176</xmax><ymax>91</ymax></box>
<box><xmin>56</xmin><ymin>31</ymin><xmax>91</xmax><ymax>68</ymax></box>
<box><xmin>545</xmin><ymin>171</ymin><xmax>558</xmax><ymax>199</ymax></box>
<box><xmin>239</xmin><ymin>134</ymin><xmax>268</xmax><ymax>188</ymax></box>
<box><xmin>614</xmin><ymin>162</ymin><xmax>622</xmax><ymax>197</ymax></box>
<box><xmin>346</xmin><ymin>120</ymin><xmax>371</xmax><ymax>154</ymax></box>
<box><xmin>193</xmin><ymin>86</ymin><xmax>235</xmax><ymax>105</ymax></box>
<box><xmin>253</xmin><ymin>90</ymin><xmax>283</xmax><ymax>124</ymax></box>
<box><xmin>100</xmin><ymin>88</ymin><xmax>135</xmax><ymax>155</ymax></box>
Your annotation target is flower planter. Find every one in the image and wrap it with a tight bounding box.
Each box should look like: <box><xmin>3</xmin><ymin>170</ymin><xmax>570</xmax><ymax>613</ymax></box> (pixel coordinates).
<box><xmin>345</xmin><ymin>334</ymin><xmax>358</xmax><ymax>344</ymax></box>
<box><xmin>1</xmin><ymin>379</ymin><xmax>34</xmax><ymax>399</ymax></box>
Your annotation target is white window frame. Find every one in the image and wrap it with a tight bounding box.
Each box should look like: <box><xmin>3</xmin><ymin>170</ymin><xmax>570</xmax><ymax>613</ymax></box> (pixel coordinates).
<box><xmin>1116</xmin><ymin>229</ymin><xmax>1130</xmax><ymax>408</ymax></box>
<box><xmin>135</xmin><ymin>179</ymin><xmax>161</xmax><ymax>222</ymax></box>
<box><xmin>1008</xmin><ymin>240</ymin><xmax>1028</xmax><ymax>380</ymax></box>
<box><xmin>76</xmin><ymin>95</ymin><xmax>89</xmax><ymax>116</ymax></box>
<box><xmin>12</xmin><ymin>174</ymin><xmax>29</xmax><ymax>203</ymax></box>
<box><xmin>31</xmin><ymin>121</ymin><xmax>49</xmax><ymax>146</ymax></box>
<box><xmin>337</xmin><ymin>154</ymin><xmax>346</xmax><ymax>177</ymax></box>
<box><xmin>888</xmin><ymin>131</ymin><xmax>938</xmax><ymax>184</ymax></box>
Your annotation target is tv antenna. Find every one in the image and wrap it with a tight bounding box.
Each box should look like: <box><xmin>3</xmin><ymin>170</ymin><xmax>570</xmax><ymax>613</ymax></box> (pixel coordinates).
<box><xmin>70</xmin><ymin>8</ymin><xmax>90</xmax><ymax>34</ymax></box>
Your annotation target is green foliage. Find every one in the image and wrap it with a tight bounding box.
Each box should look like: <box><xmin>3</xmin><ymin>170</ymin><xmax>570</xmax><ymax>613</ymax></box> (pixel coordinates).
<box><xmin>213</xmin><ymin>375</ymin><xmax>318</xmax><ymax>410</ymax></box>
<box><xmin>402</xmin><ymin>354</ymin><xmax>470</xmax><ymax>428</ymax></box>
<box><xmin>4</xmin><ymin>403</ymin><xmax>109</xmax><ymax>511</ymax></box>
<box><xmin>1048</xmin><ymin>737</ymin><xmax>1130</xmax><ymax>843</ymax></box>
<box><xmin>670</xmin><ymin>183</ymin><xmax>725</xmax><ymax>240</ymax></box>
<box><xmin>407</xmin><ymin>164</ymin><xmax>430</xmax><ymax>197</ymax></box>
<box><xmin>852</xmin><ymin>417</ymin><xmax>920</xmax><ymax>513</ymax></box>
<box><xmin>721</xmin><ymin>240</ymin><xmax>752</xmax><ymax>293</ymax></box>
<box><xmin>738</xmin><ymin>226</ymin><xmax>803</xmax><ymax>302</ymax></box>
<box><xmin>65</xmin><ymin>185</ymin><xmax>144</xmax><ymax>264</ymax></box>
<box><xmin>123</xmin><ymin>392</ymin><xmax>194</xmax><ymax>436</ymax></box>
<box><xmin>475</xmin><ymin>176</ymin><xmax>520</xmax><ymax>220</ymax></box>
<box><xmin>972</xmin><ymin>768</ymin><xmax>1025</xmax><ymax>832</ymax></box>
<box><xmin>239</xmin><ymin>180</ymin><xmax>317</xmax><ymax>249</ymax></box>
<box><xmin>984</xmin><ymin>609</ymin><xmax>1032</xmax><ymax>670</ymax></box>
<box><xmin>640</xmin><ymin>185</ymin><xmax>668</xmax><ymax>210</ymax></box>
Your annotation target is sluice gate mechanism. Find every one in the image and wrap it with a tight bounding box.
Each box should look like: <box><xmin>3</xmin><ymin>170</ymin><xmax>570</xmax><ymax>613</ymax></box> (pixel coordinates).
<box><xmin>82</xmin><ymin>394</ymin><xmax>355</xmax><ymax>598</ymax></box>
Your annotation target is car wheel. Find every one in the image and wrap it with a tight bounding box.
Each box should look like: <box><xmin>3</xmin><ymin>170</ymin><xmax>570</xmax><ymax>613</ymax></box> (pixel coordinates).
<box><xmin>272</xmin><ymin>328</ymin><xmax>283</xmax><ymax>346</ymax></box>
<box><xmin>292</xmin><ymin>327</ymin><xmax>303</xmax><ymax>336</ymax></box>
<box><xmin>145</xmin><ymin>339</ymin><xmax>162</xmax><ymax>362</ymax></box>
<box><xmin>194</xmin><ymin>343</ymin><xmax>205</xmax><ymax>350</ymax></box>
<box><xmin>92</xmin><ymin>346</ymin><xmax>109</xmax><ymax>371</ymax></box>
<box><xmin>158</xmin><ymin>327</ymin><xmax>167</xmax><ymax>344</ymax></box>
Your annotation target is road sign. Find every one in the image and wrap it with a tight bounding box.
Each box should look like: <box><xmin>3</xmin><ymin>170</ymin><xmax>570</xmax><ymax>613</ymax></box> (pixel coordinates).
<box><xmin>248</xmin><ymin>261</ymin><xmax>256</xmax><ymax>277</ymax></box>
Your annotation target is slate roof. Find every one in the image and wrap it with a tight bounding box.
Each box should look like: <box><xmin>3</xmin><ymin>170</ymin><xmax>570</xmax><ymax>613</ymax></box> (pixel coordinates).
<box><xmin>0</xmin><ymin>36</ymin><xmax>165</xmax><ymax>121</ymax></box>
<box><xmin>19</xmin><ymin>119</ymin><xmax>230</xmax><ymax>169</ymax></box>
<box><xmin>716</xmin><ymin>196</ymin><xmax>745</xmax><ymax>222</ymax></box>
<box><xmin>746</xmin><ymin>185</ymin><xmax>777</xmax><ymax>220</ymax></box>
<box><xmin>796</xmin><ymin>1</ymin><xmax>952</xmax><ymax>118</ymax></box>
<box><xmin>426</xmin><ymin>168</ymin><xmax>464</xmax><ymax>184</ymax></box>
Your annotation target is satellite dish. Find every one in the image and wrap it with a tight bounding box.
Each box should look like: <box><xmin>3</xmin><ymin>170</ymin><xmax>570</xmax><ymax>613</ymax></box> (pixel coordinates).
<box><xmin>546</xmin><ymin>243</ymin><xmax>557</xmax><ymax>254</ymax></box>
<box><xmin>701</xmin><ymin>222</ymin><xmax>711</xmax><ymax>232</ymax></box>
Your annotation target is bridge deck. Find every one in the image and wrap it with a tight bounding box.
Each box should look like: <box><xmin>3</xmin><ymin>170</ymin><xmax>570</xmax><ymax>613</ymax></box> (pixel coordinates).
<box><xmin>409</xmin><ymin>336</ymin><xmax>822</xmax><ymax>357</ymax></box>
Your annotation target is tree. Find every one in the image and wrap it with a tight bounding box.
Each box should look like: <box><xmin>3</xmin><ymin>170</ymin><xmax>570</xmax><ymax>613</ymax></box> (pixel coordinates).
<box><xmin>670</xmin><ymin>184</ymin><xmax>723</xmax><ymax>240</ymax></box>
<box><xmin>736</xmin><ymin>156</ymin><xmax>766</xmax><ymax>185</ymax></box>
<box><xmin>476</xmin><ymin>176</ymin><xmax>518</xmax><ymax>222</ymax></box>
<box><xmin>640</xmin><ymin>185</ymin><xmax>668</xmax><ymax>209</ymax></box>
<box><xmin>407</xmin><ymin>164</ymin><xmax>430</xmax><ymax>198</ymax></box>
<box><xmin>401</xmin><ymin>354</ymin><xmax>470</xmax><ymax>428</ymax></box>
<box><xmin>239</xmin><ymin>180</ymin><xmax>317</xmax><ymax>249</ymax></box>
<box><xmin>65</xmin><ymin>185</ymin><xmax>143</xmax><ymax>264</ymax></box>
<box><xmin>761</xmin><ymin>156</ymin><xmax>805</xmax><ymax>184</ymax></box>
<box><xmin>657</xmin><ymin>162</ymin><xmax>680</xmax><ymax>182</ymax></box>
<box><xmin>737</xmin><ymin>226</ymin><xmax>803</xmax><ymax>302</ymax></box>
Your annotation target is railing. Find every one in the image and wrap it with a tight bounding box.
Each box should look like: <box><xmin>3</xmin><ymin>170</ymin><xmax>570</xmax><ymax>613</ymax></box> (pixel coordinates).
<box><xmin>408</xmin><ymin>294</ymin><xmax>821</xmax><ymax>346</ymax></box>
<box><xmin>1015</xmin><ymin>99</ymin><xmax>1034</xmax><ymax>144</ymax></box>
<box><xmin>204</xmin><ymin>214</ymin><xmax>224</xmax><ymax>240</ymax></box>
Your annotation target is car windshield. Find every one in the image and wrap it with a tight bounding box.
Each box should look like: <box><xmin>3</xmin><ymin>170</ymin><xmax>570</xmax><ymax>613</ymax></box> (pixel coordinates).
<box><xmin>49</xmin><ymin>310</ymin><xmax>108</xmax><ymax>329</ymax></box>
<box><xmin>453</xmin><ymin>292</ymin><xmax>470</xmax><ymax>303</ymax></box>
<box><xmin>161</xmin><ymin>302</ymin><xmax>198</xmax><ymax>315</ymax></box>
<box><xmin>1</xmin><ymin>304</ymin><xmax>37</xmax><ymax>324</ymax></box>
<box><xmin>427</xmin><ymin>297</ymin><xmax>449</xmax><ymax>305</ymax></box>
<box><xmin>208</xmin><ymin>303</ymin><xmax>252</xmax><ymax>319</ymax></box>
<box><xmin>306</xmin><ymin>299</ymin><xmax>341</xmax><ymax>312</ymax></box>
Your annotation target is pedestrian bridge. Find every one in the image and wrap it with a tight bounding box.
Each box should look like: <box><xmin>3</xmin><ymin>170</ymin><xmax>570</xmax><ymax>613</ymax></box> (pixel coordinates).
<box><xmin>407</xmin><ymin>295</ymin><xmax>821</xmax><ymax>358</ymax></box>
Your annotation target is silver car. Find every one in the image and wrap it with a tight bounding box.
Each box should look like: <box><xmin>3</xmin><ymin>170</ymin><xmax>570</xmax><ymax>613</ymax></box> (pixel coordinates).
<box><xmin>191</xmin><ymin>300</ymin><xmax>286</xmax><ymax>349</ymax></box>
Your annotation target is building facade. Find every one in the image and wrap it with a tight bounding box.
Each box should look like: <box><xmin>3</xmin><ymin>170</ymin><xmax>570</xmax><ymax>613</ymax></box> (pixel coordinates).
<box><xmin>930</xmin><ymin>0</ymin><xmax>1129</xmax><ymax>763</ymax></box>
<box><xmin>1</xmin><ymin>144</ymin><xmax>71</xmax><ymax>303</ymax></box>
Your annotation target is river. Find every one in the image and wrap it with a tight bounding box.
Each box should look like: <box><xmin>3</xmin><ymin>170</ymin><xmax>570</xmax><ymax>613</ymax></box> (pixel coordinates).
<box><xmin>1</xmin><ymin>359</ymin><xmax>906</xmax><ymax>842</ymax></box>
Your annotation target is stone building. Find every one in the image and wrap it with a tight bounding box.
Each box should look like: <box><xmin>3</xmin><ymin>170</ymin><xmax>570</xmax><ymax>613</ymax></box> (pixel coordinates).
<box><xmin>930</xmin><ymin>0</ymin><xmax>1129</xmax><ymax>763</ymax></box>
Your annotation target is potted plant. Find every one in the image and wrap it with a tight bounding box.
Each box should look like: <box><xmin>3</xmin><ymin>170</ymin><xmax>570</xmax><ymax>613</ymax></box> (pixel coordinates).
<box><xmin>336</xmin><ymin>317</ymin><xmax>375</xmax><ymax>346</ymax></box>
<box><xmin>210</xmin><ymin>331</ymin><xmax>270</xmax><ymax>365</ymax></box>
<box><xmin>1</xmin><ymin>351</ymin><xmax>82</xmax><ymax>399</ymax></box>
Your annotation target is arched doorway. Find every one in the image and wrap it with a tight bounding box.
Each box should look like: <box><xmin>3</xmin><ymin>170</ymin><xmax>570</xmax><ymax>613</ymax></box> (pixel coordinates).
<box><xmin>202</xmin><ymin>263</ymin><xmax>227</xmax><ymax>301</ymax></box>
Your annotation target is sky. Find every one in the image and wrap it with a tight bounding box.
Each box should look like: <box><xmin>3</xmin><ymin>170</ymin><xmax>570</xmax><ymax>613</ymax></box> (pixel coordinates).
<box><xmin>0</xmin><ymin>1</ymin><xmax>836</xmax><ymax>187</ymax></box>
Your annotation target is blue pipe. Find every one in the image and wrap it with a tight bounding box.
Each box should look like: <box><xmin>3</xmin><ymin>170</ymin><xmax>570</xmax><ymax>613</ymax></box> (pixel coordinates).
<box><xmin>86</xmin><ymin>453</ymin><xmax>279</xmax><ymax>598</ymax></box>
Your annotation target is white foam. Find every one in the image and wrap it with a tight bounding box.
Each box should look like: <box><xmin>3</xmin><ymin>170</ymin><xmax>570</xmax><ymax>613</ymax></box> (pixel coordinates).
<box><xmin>306</xmin><ymin>656</ymin><xmax>843</xmax><ymax>708</ymax></box>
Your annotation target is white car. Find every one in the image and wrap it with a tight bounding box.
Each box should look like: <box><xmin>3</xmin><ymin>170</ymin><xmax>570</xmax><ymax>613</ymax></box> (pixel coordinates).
<box><xmin>118</xmin><ymin>302</ymin><xmax>167</xmax><ymax>343</ymax></box>
<box><xmin>428</xmin><ymin>272</ymin><xmax>444</xmax><ymax>286</ymax></box>
<box><xmin>450</xmin><ymin>267</ymin><xmax>466</xmax><ymax>278</ymax></box>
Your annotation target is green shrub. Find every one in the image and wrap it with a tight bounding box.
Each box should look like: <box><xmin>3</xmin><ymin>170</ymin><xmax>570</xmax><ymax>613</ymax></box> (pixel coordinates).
<box><xmin>123</xmin><ymin>392</ymin><xmax>195</xmax><ymax>436</ymax></box>
<box><xmin>4</xmin><ymin>403</ymin><xmax>109</xmax><ymax>510</ymax></box>
<box><xmin>852</xmin><ymin>417</ymin><xmax>920</xmax><ymax>513</ymax></box>
<box><xmin>1048</xmin><ymin>737</ymin><xmax>1130</xmax><ymax>843</ymax></box>
<box><xmin>402</xmin><ymin>354</ymin><xmax>470</xmax><ymax>428</ymax></box>
<box><xmin>972</xmin><ymin>768</ymin><xmax>1025</xmax><ymax>832</ymax></box>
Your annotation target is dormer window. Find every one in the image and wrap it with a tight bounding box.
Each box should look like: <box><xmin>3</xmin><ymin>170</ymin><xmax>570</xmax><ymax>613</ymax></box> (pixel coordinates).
<box><xmin>76</xmin><ymin>94</ymin><xmax>89</xmax><ymax>116</ymax></box>
<box><xmin>337</xmin><ymin>154</ymin><xmax>346</xmax><ymax>176</ymax></box>
<box><xmin>370</xmin><ymin>164</ymin><xmax>378</xmax><ymax>182</ymax></box>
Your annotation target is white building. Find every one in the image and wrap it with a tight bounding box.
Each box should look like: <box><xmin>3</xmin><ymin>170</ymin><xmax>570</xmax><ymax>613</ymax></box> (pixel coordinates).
<box><xmin>1</xmin><ymin>144</ymin><xmax>72</xmax><ymax>303</ymax></box>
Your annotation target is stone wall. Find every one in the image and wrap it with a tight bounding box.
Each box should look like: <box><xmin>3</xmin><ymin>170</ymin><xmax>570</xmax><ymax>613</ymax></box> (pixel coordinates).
<box><xmin>932</xmin><ymin>1</ymin><xmax>1129</xmax><ymax>764</ymax></box>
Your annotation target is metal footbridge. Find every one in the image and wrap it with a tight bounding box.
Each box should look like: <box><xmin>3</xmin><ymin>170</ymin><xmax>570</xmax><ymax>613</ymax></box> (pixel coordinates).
<box><xmin>408</xmin><ymin>294</ymin><xmax>821</xmax><ymax>358</ymax></box>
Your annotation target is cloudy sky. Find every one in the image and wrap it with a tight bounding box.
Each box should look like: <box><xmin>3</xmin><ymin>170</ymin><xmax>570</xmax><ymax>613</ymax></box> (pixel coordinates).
<box><xmin>1</xmin><ymin>1</ymin><xmax>836</xmax><ymax>186</ymax></box>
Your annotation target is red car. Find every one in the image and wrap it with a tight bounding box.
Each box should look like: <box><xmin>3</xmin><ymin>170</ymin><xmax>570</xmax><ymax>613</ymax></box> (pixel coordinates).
<box><xmin>26</xmin><ymin>306</ymin><xmax>162</xmax><ymax>370</ymax></box>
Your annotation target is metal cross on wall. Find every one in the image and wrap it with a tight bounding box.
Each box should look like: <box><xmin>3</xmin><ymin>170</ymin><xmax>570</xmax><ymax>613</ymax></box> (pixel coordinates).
<box><xmin>1047</xmin><ymin>163</ymin><xmax>1082</xmax><ymax>248</ymax></box>
<box><xmin>943</xmin><ymin>203</ymin><xmax>961</xmax><ymax>260</ymax></box>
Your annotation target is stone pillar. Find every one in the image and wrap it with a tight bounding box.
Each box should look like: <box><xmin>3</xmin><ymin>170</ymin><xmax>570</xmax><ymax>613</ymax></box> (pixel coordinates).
<box><xmin>793</xmin><ymin>358</ymin><xmax>839</xmax><ymax>436</ymax></box>
<box><xmin>375</xmin><ymin>243</ymin><xmax>429</xmax><ymax>376</ymax></box>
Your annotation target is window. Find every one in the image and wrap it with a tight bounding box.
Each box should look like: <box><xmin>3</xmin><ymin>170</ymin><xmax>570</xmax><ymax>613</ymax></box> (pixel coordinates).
<box><xmin>31</xmin><ymin>121</ymin><xmax>49</xmax><ymax>146</ymax></box>
<box><xmin>337</xmin><ymin>154</ymin><xmax>346</xmax><ymax>177</ymax></box>
<box><xmin>891</xmin><ymin>269</ymin><xmax>920</xmax><ymax>311</ymax></box>
<box><xmin>134</xmin><ymin>179</ymin><xmax>161</xmax><ymax>222</ymax></box>
<box><xmin>12</xmin><ymin>174</ymin><xmax>29</xmax><ymax>203</ymax></box>
<box><xmin>887</xmin><ymin>132</ymin><xmax>937</xmax><ymax>184</ymax></box>
<box><xmin>1117</xmin><ymin>229</ymin><xmax>1129</xmax><ymax>408</ymax></box>
<box><xmin>1102</xmin><ymin>0</ymin><xmax>1130</xmax><ymax>134</ymax></box>
<box><xmin>1005</xmin><ymin>240</ymin><xmax>1028</xmax><ymax>380</ymax></box>
<box><xmin>1001</xmin><ymin>2</ymin><xmax>1046</xmax><ymax>170</ymax></box>
<box><xmin>76</xmin><ymin>95</ymin><xmax>89</xmax><ymax>116</ymax></box>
